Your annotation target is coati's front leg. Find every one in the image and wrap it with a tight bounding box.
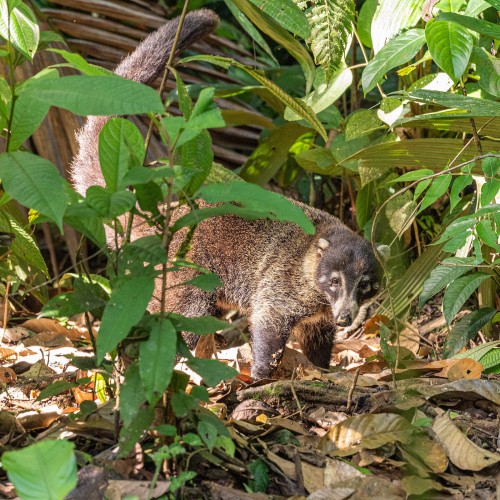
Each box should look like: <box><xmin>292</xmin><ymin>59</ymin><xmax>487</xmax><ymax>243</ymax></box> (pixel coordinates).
<box><xmin>293</xmin><ymin>318</ymin><xmax>335</xmax><ymax>369</ymax></box>
<box><xmin>250</xmin><ymin>309</ymin><xmax>298</xmax><ymax>379</ymax></box>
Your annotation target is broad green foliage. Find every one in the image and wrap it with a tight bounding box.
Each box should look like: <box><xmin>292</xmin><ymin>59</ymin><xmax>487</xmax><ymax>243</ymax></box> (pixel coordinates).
<box><xmin>293</xmin><ymin>0</ymin><xmax>355</xmax><ymax>80</ymax></box>
<box><xmin>1</xmin><ymin>440</ymin><xmax>77</xmax><ymax>500</ymax></box>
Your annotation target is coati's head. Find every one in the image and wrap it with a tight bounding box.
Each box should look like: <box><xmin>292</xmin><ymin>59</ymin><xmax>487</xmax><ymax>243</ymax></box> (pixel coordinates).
<box><xmin>314</xmin><ymin>231</ymin><xmax>387</xmax><ymax>327</ymax></box>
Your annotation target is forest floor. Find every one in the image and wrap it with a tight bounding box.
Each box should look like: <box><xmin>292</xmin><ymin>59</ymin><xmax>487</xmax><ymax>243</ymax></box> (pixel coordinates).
<box><xmin>0</xmin><ymin>299</ymin><xmax>499</xmax><ymax>499</ymax></box>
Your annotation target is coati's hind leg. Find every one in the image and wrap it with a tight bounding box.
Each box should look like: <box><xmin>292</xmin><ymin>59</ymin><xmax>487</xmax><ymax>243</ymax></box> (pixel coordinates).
<box><xmin>166</xmin><ymin>284</ymin><xmax>219</xmax><ymax>349</ymax></box>
<box><xmin>294</xmin><ymin>319</ymin><xmax>335</xmax><ymax>370</ymax></box>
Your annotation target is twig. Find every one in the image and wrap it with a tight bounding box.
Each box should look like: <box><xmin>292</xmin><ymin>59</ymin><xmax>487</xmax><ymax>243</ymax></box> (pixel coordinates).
<box><xmin>346</xmin><ymin>367</ymin><xmax>360</xmax><ymax>413</ymax></box>
<box><xmin>290</xmin><ymin>368</ymin><xmax>303</xmax><ymax>420</ymax></box>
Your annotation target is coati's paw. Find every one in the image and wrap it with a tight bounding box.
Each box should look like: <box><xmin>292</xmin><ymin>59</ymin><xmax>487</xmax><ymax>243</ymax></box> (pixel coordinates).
<box><xmin>250</xmin><ymin>364</ymin><xmax>274</xmax><ymax>380</ymax></box>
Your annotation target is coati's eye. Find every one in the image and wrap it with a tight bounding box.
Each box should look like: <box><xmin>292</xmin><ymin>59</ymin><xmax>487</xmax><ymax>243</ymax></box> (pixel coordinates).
<box><xmin>331</xmin><ymin>277</ymin><xmax>340</xmax><ymax>286</ymax></box>
<box><xmin>360</xmin><ymin>282</ymin><xmax>371</xmax><ymax>293</ymax></box>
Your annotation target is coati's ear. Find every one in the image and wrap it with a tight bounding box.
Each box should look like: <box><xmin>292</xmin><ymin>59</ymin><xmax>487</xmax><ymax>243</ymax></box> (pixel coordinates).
<box><xmin>317</xmin><ymin>238</ymin><xmax>330</xmax><ymax>256</ymax></box>
<box><xmin>376</xmin><ymin>244</ymin><xmax>391</xmax><ymax>262</ymax></box>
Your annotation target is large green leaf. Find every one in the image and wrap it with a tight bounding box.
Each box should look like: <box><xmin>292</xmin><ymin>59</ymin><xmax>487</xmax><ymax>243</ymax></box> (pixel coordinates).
<box><xmin>96</xmin><ymin>273</ymin><xmax>155</xmax><ymax>362</ymax></box>
<box><xmin>444</xmin><ymin>308</ymin><xmax>497</xmax><ymax>358</ymax></box>
<box><xmin>2</xmin><ymin>440</ymin><xmax>77</xmax><ymax>500</ymax></box>
<box><xmin>362</xmin><ymin>29</ymin><xmax>426</xmax><ymax>94</ymax></box>
<box><xmin>419</xmin><ymin>256</ymin><xmax>476</xmax><ymax>306</ymax></box>
<box><xmin>0</xmin><ymin>1</ymin><xmax>39</xmax><ymax>60</ymax></box>
<box><xmin>377</xmin><ymin>242</ymin><xmax>445</xmax><ymax>319</ymax></box>
<box><xmin>0</xmin><ymin>152</ymin><xmax>68</xmax><ymax>231</ymax></box>
<box><xmin>406</xmin><ymin>90</ymin><xmax>500</xmax><ymax>115</ymax></box>
<box><xmin>370</xmin><ymin>0</ymin><xmax>426</xmax><ymax>53</ymax></box>
<box><xmin>285</xmin><ymin>66</ymin><xmax>352</xmax><ymax>120</ymax></box>
<box><xmin>180</xmin><ymin>54</ymin><xmax>327</xmax><ymax>140</ymax></box>
<box><xmin>187</xmin><ymin>358</ymin><xmax>238</xmax><ymax>387</ymax></box>
<box><xmin>99</xmin><ymin>118</ymin><xmax>145</xmax><ymax>192</ymax></box>
<box><xmin>17</xmin><ymin>75</ymin><xmax>164</xmax><ymax>116</ymax></box>
<box><xmin>471</xmin><ymin>47</ymin><xmax>500</xmax><ymax>98</ymax></box>
<box><xmin>8</xmin><ymin>70</ymin><xmax>58</xmax><ymax>151</ymax></box>
<box><xmin>438</xmin><ymin>11</ymin><xmax>500</xmax><ymax>39</ymax></box>
<box><xmin>228</xmin><ymin>0</ymin><xmax>315</xmax><ymax>92</ymax></box>
<box><xmin>341</xmin><ymin>138</ymin><xmax>499</xmax><ymax>172</ymax></box>
<box><xmin>425</xmin><ymin>19</ymin><xmax>474</xmax><ymax>82</ymax></box>
<box><xmin>223</xmin><ymin>0</ymin><xmax>277</xmax><ymax>62</ymax></box>
<box><xmin>443</xmin><ymin>272</ymin><xmax>491</xmax><ymax>324</ymax></box>
<box><xmin>248</xmin><ymin>0</ymin><xmax>310</xmax><ymax>38</ymax></box>
<box><xmin>293</xmin><ymin>0</ymin><xmax>355</xmax><ymax>80</ymax></box>
<box><xmin>139</xmin><ymin>317</ymin><xmax>177</xmax><ymax>403</ymax></box>
<box><xmin>240</xmin><ymin>122</ymin><xmax>308</xmax><ymax>184</ymax></box>
<box><xmin>465</xmin><ymin>0</ymin><xmax>494</xmax><ymax>16</ymax></box>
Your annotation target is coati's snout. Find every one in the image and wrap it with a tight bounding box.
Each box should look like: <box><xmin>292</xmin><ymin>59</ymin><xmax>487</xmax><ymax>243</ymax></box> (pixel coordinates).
<box><xmin>315</xmin><ymin>235</ymin><xmax>381</xmax><ymax>327</ymax></box>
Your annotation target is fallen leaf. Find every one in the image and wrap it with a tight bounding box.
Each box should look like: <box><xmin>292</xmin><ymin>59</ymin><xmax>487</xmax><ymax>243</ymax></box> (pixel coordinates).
<box><xmin>432</xmin><ymin>413</ymin><xmax>500</xmax><ymax>471</ymax></box>
<box><xmin>447</xmin><ymin>358</ymin><xmax>483</xmax><ymax>381</ymax></box>
<box><xmin>23</xmin><ymin>331</ymin><xmax>72</xmax><ymax>348</ymax></box>
<box><xmin>319</xmin><ymin>413</ymin><xmax>414</xmax><ymax>456</ymax></box>
<box><xmin>323</xmin><ymin>457</ymin><xmax>363</xmax><ymax>486</ymax></box>
<box><xmin>266</xmin><ymin>450</ymin><xmax>324</xmax><ymax>493</ymax></box>
<box><xmin>0</xmin><ymin>326</ymin><xmax>31</xmax><ymax>343</ymax></box>
<box><xmin>0</xmin><ymin>347</ymin><xmax>16</xmax><ymax>362</ymax></box>
<box><xmin>0</xmin><ymin>367</ymin><xmax>16</xmax><ymax>384</ymax></box>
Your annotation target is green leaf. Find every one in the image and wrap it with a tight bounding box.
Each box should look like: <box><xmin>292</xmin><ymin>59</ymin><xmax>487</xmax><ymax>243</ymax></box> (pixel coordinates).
<box><xmin>36</xmin><ymin>380</ymin><xmax>79</xmax><ymax>400</ymax></box>
<box><xmin>197</xmin><ymin>420</ymin><xmax>218</xmax><ymax>451</ymax></box>
<box><xmin>184</xmin><ymin>273</ymin><xmax>223</xmax><ymax>292</ymax></box>
<box><xmin>465</xmin><ymin>0</ymin><xmax>493</xmax><ymax>16</ymax></box>
<box><xmin>392</xmin><ymin>169</ymin><xmax>434</xmax><ymax>183</ymax></box>
<box><xmin>362</xmin><ymin>29</ymin><xmax>426</xmax><ymax>94</ymax></box>
<box><xmin>425</xmin><ymin>19</ymin><xmax>473</xmax><ymax>82</ymax></box>
<box><xmin>223</xmin><ymin>0</ymin><xmax>277</xmax><ymax>62</ymax></box>
<box><xmin>295</xmin><ymin>147</ymin><xmax>340</xmax><ymax>176</ymax></box>
<box><xmin>99</xmin><ymin>118</ymin><xmax>145</xmax><ymax>192</ymax></box>
<box><xmin>481</xmin><ymin>179</ymin><xmax>500</xmax><ymax>206</ymax></box>
<box><xmin>443</xmin><ymin>272</ymin><xmax>491</xmax><ymax>324</ymax></box>
<box><xmin>370</xmin><ymin>0</ymin><xmax>427</xmax><ymax>53</ymax></box>
<box><xmin>235</xmin><ymin>65</ymin><xmax>327</xmax><ymax>140</ymax></box>
<box><xmin>471</xmin><ymin>47</ymin><xmax>500</xmax><ymax>98</ymax></box>
<box><xmin>49</xmin><ymin>48</ymin><xmax>111</xmax><ymax>76</ymax></box>
<box><xmin>247</xmin><ymin>458</ymin><xmax>269</xmax><ymax>493</ymax></box>
<box><xmin>0</xmin><ymin>1</ymin><xmax>39</xmax><ymax>60</ymax></box>
<box><xmin>444</xmin><ymin>308</ymin><xmax>497</xmax><ymax>357</ymax></box>
<box><xmin>41</xmin><ymin>283</ymin><xmax>107</xmax><ymax>318</ymax></box>
<box><xmin>438</xmin><ymin>11</ymin><xmax>500</xmax><ymax>39</ymax></box>
<box><xmin>418</xmin><ymin>174</ymin><xmax>452</xmax><ymax>213</ymax></box>
<box><xmin>285</xmin><ymin>67</ymin><xmax>352</xmax><ymax>120</ymax></box>
<box><xmin>345</xmin><ymin>109</ymin><xmax>384</xmax><ymax>140</ymax></box>
<box><xmin>8</xmin><ymin>70</ymin><xmax>58</xmax><ymax>151</ymax></box>
<box><xmin>421</xmin><ymin>260</ymin><xmax>474</xmax><ymax>303</ymax></box>
<box><xmin>476</xmin><ymin>219</ymin><xmax>500</xmax><ymax>250</ymax></box>
<box><xmin>223</xmin><ymin>0</ymin><xmax>315</xmax><ymax>92</ymax></box>
<box><xmin>295</xmin><ymin>0</ymin><xmax>355</xmax><ymax>80</ymax></box>
<box><xmin>248</xmin><ymin>0</ymin><xmax>310</xmax><ymax>39</ymax></box>
<box><xmin>406</xmin><ymin>90</ymin><xmax>500</xmax><ymax>115</ymax></box>
<box><xmin>96</xmin><ymin>274</ymin><xmax>155</xmax><ymax>362</ymax></box>
<box><xmin>169</xmin><ymin>314</ymin><xmax>230</xmax><ymax>335</ymax></box>
<box><xmin>241</xmin><ymin>123</ymin><xmax>308</xmax><ymax>184</ymax></box>
<box><xmin>356</xmin><ymin>0</ymin><xmax>377</xmax><ymax>47</ymax></box>
<box><xmin>85</xmin><ymin>186</ymin><xmax>136</xmax><ymax>218</ymax></box>
<box><xmin>187</xmin><ymin>358</ymin><xmax>238</xmax><ymax>387</ymax></box>
<box><xmin>450</xmin><ymin>174</ymin><xmax>473</xmax><ymax>210</ymax></box>
<box><xmin>171</xmin><ymin>391</ymin><xmax>199</xmax><ymax>417</ymax></box>
<box><xmin>139</xmin><ymin>317</ymin><xmax>177</xmax><ymax>403</ymax></box>
<box><xmin>1</xmin><ymin>440</ymin><xmax>77</xmax><ymax>500</ymax></box>
<box><xmin>120</xmin><ymin>363</ymin><xmax>145</xmax><ymax>426</ymax></box>
<box><xmin>195</xmin><ymin>182</ymin><xmax>315</xmax><ymax>234</ymax></box>
<box><xmin>17</xmin><ymin>75</ymin><xmax>163</xmax><ymax>116</ymax></box>
<box><xmin>0</xmin><ymin>152</ymin><xmax>68</xmax><ymax>231</ymax></box>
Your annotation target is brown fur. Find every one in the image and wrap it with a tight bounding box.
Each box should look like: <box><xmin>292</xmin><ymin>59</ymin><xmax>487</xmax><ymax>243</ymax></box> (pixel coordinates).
<box><xmin>71</xmin><ymin>10</ymin><xmax>381</xmax><ymax>379</ymax></box>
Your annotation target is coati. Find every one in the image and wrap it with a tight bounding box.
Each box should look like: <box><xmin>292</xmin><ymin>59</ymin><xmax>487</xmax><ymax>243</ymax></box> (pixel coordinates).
<box><xmin>71</xmin><ymin>9</ymin><xmax>384</xmax><ymax>379</ymax></box>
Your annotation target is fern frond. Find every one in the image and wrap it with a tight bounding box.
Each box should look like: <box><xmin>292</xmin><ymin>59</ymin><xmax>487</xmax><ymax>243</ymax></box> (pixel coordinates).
<box><xmin>293</xmin><ymin>0</ymin><xmax>355</xmax><ymax>81</ymax></box>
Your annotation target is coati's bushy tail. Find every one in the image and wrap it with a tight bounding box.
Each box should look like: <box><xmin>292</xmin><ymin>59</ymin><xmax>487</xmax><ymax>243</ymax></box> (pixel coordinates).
<box><xmin>71</xmin><ymin>9</ymin><xmax>219</xmax><ymax>196</ymax></box>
